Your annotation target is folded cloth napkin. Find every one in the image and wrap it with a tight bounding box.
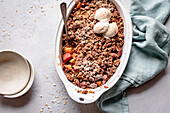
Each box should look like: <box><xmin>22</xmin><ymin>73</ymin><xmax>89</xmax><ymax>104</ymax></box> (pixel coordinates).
<box><xmin>96</xmin><ymin>0</ymin><xmax>170</xmax><ymax>113</ymax></box>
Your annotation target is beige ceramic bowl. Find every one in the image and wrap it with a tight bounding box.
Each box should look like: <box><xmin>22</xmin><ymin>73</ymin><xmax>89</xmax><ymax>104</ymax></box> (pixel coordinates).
<box><xmin>3</xmin><ymin>59</ymin><xmax>34</xmax><ymax>98</ymax></box>
<box><xmin>0</xmin><ymin>50</ymin><xmax>31</xmax><ymax>96</ymax></box>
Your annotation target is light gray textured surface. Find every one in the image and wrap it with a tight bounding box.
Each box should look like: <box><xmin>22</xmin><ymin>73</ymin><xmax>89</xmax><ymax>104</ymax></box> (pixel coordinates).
<box><xmin>0</xmin><ymin>0</ymin><xmax>102</xmax><ymax>113</ymax></box>
<box><xmin>0</xmin><ymin>0</ymin><xmax>169</xmax><ymax>113</ymax></box>
<box><xmin>127</xmin><ymin>10</ymin><xmax>170</xmax><ymax>113</ymax></box>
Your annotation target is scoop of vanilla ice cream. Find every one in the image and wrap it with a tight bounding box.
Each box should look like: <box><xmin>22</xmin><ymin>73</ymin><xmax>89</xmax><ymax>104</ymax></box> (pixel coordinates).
<box><xmin>104</xmin><ymin>22</ymin><xmax>118</xmax><ymax>37</ymax></box>
<box><xmin>95</xmin><ymin>8</ymin><xmax>111</xmax><ymax>21</ymax></box>
<box><xmin>93</xmin><ymin>21</ymin><xmax>109</xmax><ymax>34</ymax></box>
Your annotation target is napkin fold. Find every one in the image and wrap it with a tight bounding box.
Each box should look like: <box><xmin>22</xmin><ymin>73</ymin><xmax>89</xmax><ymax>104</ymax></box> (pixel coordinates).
<box><xmin>96</xmin><ymin>0</ymin><xmax>170</xmax><ymax>112</ymax></box>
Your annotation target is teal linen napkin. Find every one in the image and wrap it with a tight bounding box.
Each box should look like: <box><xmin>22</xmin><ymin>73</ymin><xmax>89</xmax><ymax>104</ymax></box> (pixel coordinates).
<box><xmin>96</xmin><ymin>0</ymin><xmax>170</xmax><ymax>113</ymax></box>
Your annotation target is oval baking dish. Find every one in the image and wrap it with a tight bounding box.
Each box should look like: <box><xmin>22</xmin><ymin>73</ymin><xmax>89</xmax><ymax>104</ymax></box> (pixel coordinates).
<box><xmin>55</xmin><ymin>0</ymin><xmax>132</xmax><ymax>104</ymax></box>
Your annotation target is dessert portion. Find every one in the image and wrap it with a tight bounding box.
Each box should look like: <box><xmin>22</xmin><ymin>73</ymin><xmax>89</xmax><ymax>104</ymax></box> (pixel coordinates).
<box><xmin>104</xmin><ymin>22</ymin><xmax>118</xmax><ymax>37</ymax></box>
<box><xmin>62</xmin><ymin>0</ymin><xmax>124</xmax><ymax>89</ymax></box>
<box><xmin>94</xmin><ymin>8</ymin><xmax>118</xmax><ymax>38</ymax></box>
<box><xmin>95</xmin><ymin>8</ymin><xmax>111</xmax><ymax>21</ymax></box>
<box><xmin>93</xmin><ymin>21</ymin><xmax>109</xmax><ymax>34</ymax></box>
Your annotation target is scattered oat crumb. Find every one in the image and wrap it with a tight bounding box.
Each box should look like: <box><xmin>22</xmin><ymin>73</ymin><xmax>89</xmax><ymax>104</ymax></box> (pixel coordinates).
<box><xmin>65</xmin><ymin>97</ymin><xmax>68</xmax><ymax>100</ymax></box>
<box><xmin>64</xmin><ymin>101</ymin><xmax>67</xmax><ymax>105</ymax></box>
<box><xmin>41</xmin><ymin>9</ymin><xmax>44</xmax><ymax>12</ymax></box>
<box><xmin>48</xmin><ymin>106</ymin><xmax>51</xmax><ymax>109</ymax></box>
<box><xmin>11</xmin><ymin>24</ymin><xmax>14</xmax><ymax>27</ymax></box>
<box><xmin>72</xmin><ymin>106</ymin><xmax>75</xmax><ymax>109</ymax></box>
<box><xmin>57</xmin><ymin>101</ymin><xmax>61</xmax><ymax>104</ymax></box>
<box><xmin>53</xmin><ymin>83</ymin><xmax>56</xmax><ymax>86</ymax></box>
<box><xmin>29</xmin><ymin>10</ymin><xmax>32</xmax><ymax>13</ymax></box>
<box><xmin>23</xmin><ymin>23</ymin><xmax>26</xmax><ymax>26</ymax></box>
<box><xmin>58</xmin><ymin>91</ymin><xmax>60</xmax><ymax>93</ymax></box>
<box><xmin>8</xmin><ymin>33</ymin><xmax>11</xmax><ymax>36</ymax></box>
<box><xmin>51</xmin><ymin>100</ymin><xmax>55</xmax><ymax>103</ymax></box>
<box><xmin>49</xmin><ymin>110</ymin><xmax>52</xmax><ymax>112</ymax></box>
<box><xmin>55</xmin><ymin>99</ymin><xmax>58</xmax><ymax>101</ymax></box>
<box><xmin>40</xmin><ymin>95</ymin><xmax>43</xmax><ymax>98</ymax></box>
<box><xmin>2</xmin><ymin>29</ymin><xmax>5</xmax><ymax>32</ymax></box>
<box><xmin>34</xmin><ymin>19</ymin><xmax>36</xmax><ymax>22</ymax></box>
<box><xmin>46</xmin><ymin>76</ymin><xmax>48</xmax><ymax>78</ymax></box>
<box><xmin>44</xmin><ymin>14</ymin><xmax>46</xmax><ymax>16</ymax></box>
<box><xmin>16</xmin><ymin>10</ymin><xmax>18</xmax><ymax>12</ymax></box>
<box><xmin>54</xmin><ymin>96</ymin><xmax>58</xmax><ymax>98</ymax></box>
<box><xmin>51</xmin><ymin>5</ymin><xmax>53</xmax><ymax>8</ymax></box>
<box><xmin>62</xmin><ymin>110</ymin><xmax>66</xmax><ymax>113</ymax></box>
<box><xmin>62</xmin><ymin>97</ymin><xmax>65</xmax><ymax>100</ymax></box>
<box><xmin>40</xmin><ymin>109</ymin><xmax>43</xmax><ymax>112</ymax></box>
<box><xmin>54</xmin><ymin>94</ymin><xmax>58</xmax><ymax>98</ymax></box>
<box><xmin>40</xmin><ymin>6</ymin><xmax>43</xmax><ymax>9</ymax></box>
<box><xmin>1</xmin><ymin>0</ymin><xmax>3</xmax><ymax>2</ymax></box>
<box><xmin>30</xmin><ymin>5</ymin><xmax>33</xmax><ymax>8</ymax></box>
<box><xmin>44</xmin><ymin>103</ymin><xmax>48</xmax><ymax>106</ymax></box>
<box><xmin>0</xmin><ymin>40</ymin><xmax>2</xmax><ymax>42</ymax></box>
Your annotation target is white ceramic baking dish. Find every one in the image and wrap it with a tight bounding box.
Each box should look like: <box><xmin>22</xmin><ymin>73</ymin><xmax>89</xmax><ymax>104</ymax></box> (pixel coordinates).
<box><xmin>55</xmin><ymin>0</ymin><xmax>132</xmax><ymax>104</ymax></box>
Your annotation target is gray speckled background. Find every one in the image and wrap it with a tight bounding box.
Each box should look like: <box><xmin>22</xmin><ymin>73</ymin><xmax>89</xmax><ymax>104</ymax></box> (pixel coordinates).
<box><xmin>0</xmin><ymin>0</ymin><xmax>169</xmax><ymax>113</ymax></box>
